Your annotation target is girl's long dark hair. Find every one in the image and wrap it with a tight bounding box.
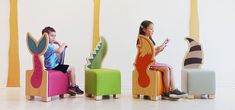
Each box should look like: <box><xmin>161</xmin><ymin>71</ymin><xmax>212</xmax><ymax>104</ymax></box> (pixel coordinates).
<box><xmin>137</xmin><ymin>20</ymin><xmax>156</xmax><ymax>45</ymax></box>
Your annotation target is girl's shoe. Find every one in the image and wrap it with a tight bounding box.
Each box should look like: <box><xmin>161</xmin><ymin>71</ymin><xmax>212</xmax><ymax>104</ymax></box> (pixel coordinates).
<box><xmin>169</xmin><ymin>89</ymin><xmax>188</xmax><ymax>98</ymax></box>
<box><xmin>162</xmin><ymin>92</ymin><xmax>180</xmax><ymax>101</ymax></box>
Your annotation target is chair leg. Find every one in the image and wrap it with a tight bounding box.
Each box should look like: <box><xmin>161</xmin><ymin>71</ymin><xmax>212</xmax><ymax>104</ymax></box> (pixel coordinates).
<box><xmin>133</xmin><ymin>94</ymin><xmax>140</xmax><ymax>99</ymax></box>
<box><xmin>41</xmin><ymin>97</ymin><xmax>51</xmax><ymax>102</ymax></box>
<box><xmin>209</xmin><ymin>94</ymin><xmax>215</xmax><ymax>99</ymax></box>
<box><xmin>113</xmin><ymin>94</ymin><xmax>120</xmax><ymax>99</ymax></box>
<box><xmin>59</xmin><ymin>94</ymin><xmax>64</xmax><ymax>98</ymax></box>
<box><xmin>143</xmin><ymin>95</ymin><xmax>150</xmax><ymax>99</ymax></box>
<box><xmin>85</xmin><ymin>92</ymin><xmax>92</xmax><ymax>97</ymax></box>
<box><xmin>187</xmin><ymin>95</ymin><xmax>195</xmax><ymax>99</ymax></box>
<box><xmin>26</xmin><ymin>95</ymin><xmax>34</xmax><ymax>100</ymax></box>
<box><xmin>150</xmin><ymin>96</ymin><xmax>161</xmax><ymax>101</ymax></box>
<box><xmin>95</xmin><ymin>96</ymin><xmax>102</xmax><ymax>101</ymax></box>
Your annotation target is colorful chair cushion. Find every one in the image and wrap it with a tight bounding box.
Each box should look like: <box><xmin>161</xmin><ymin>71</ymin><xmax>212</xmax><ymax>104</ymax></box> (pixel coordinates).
<box><xmin>181</xmin><ymin>69</ymin><xmax>216</xmax><ymax>99</ymax></box>
<box><xmin>85</xmin><ymin>68</ymin><xmax>121</xmax><ymax>96</ymax></box>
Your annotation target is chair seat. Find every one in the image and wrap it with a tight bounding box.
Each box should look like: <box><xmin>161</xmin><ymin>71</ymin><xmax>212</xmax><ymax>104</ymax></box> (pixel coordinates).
<box><xmin>181</xmin><ymin>69</ymin><xmax>216</xmax><ymax>97</ymax></box>
<box><xmin>132</xmin><ymin>69</ymin><xmax>163</xmax><ymax>98</ymax></box>
<box><xmin>47</xmin><ymin>70</ymin><xmax>69</xmax><ymax>96</ymax></box>
<box><xmin>26</xmin><ymin>69</ymin><xmax>69</xmax><ymax>101</ymax></box>
<box><xmin>85</xmin><ymin>68</ymin><xmax>121</xmax><ymax>96</ymax></box>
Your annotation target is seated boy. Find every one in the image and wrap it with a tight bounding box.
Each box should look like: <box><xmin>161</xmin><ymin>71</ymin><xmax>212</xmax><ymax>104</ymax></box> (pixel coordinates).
<box><xmin>43</xmin><ymin>26</ymin><xmax>83</xmax><ymax>95</ymax></box>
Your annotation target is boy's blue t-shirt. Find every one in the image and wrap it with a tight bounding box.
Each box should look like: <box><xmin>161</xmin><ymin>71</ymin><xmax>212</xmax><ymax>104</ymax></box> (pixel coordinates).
<box><xmin>44</xmin><ymin>43</ymin><xmax>59</xmax><ymax>69</ymax></box>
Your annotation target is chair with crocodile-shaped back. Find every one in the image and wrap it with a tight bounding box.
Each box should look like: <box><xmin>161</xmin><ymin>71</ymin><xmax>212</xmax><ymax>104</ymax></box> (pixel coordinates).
<box><xmin>85</xmin><ymin>37</ymin><xmax>121</xmax><ymax>101</ymax></box>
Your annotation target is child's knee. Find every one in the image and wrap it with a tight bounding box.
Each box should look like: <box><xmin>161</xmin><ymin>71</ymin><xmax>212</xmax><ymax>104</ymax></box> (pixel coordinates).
<box><xmin>68</xmin><ymin>65</ymin><xmax>75</xmax><ymax>72</ymax></box>
<box><xmin>161</xmin><ymin>67</ymin><xmax>169</xmax><ymax>72</ymax></box>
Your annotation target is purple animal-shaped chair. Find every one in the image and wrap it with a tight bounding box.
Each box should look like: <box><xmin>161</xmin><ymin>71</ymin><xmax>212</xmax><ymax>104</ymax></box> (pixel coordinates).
<box><xmin>25</xmin><ymin>32</ymin><xmax>69</xmax><ymax>102</ymax></box>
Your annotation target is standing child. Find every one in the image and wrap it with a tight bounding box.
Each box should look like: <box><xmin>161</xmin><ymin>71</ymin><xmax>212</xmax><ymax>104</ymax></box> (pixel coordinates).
<box><xmin>43</xmin><ymin>26</ymin><xmax>83</xmax><ymax>95</ymax></box>
<box><xmin>137</xmin><ymin>20</ymin><xmax>187</xmax><ymax>100</ymax></box>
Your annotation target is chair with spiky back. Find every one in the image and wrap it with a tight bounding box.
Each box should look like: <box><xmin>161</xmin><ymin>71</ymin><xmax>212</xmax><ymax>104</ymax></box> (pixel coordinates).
<box><xmin>85</xmin><ymin>37</ymin><xmax>121</xmax><ymax>101</ymax></box>
<box><xmin>26</xmin><ymin>33</ymin><xmax>69</xmax><ymax>102</ymax></box>
<box><xmin>132</xmin><ymin>35</ymin><xmax>164</xmax><ymax>101</ymax></box>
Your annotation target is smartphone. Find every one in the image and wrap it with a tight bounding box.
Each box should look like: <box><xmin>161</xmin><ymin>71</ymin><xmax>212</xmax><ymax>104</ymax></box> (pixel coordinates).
<box><xmin>162</xmin><ymin>38</ymin><xmax>170</xmax><ymax>46</ymax></box>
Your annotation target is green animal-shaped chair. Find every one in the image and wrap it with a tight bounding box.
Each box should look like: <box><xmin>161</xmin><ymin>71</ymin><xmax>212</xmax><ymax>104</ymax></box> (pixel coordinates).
<box><xmin>85</xmin><ymin>37</ymin><xmax>121</xmax><ymax>100</ymax></box>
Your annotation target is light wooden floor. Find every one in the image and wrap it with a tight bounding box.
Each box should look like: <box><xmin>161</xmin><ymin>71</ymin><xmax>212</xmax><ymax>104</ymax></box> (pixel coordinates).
<box><xmin>0</xmin><ymin>87</ymin><xmax>234</xmax><ymax>110</ymax></box>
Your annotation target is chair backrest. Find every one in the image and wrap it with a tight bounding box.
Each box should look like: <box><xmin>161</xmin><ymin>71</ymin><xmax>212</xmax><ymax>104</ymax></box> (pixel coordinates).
<box><xmin>86</xmin><ymin>37</ymin><xmax>107</xmax><ymax>69</ymax></box>
<box><xmin>26</xmin><ymin>32</ymin><xmax>49</xmax><ymax>88</ymax></box>
<box><xmin>183</xmin><ymin>37</ymin><xmax>203</xmax><ymax>69</ymax></box>
<box><xmin>134</xmin><ymin>35</ymin><xmax>155</xmax><ymax>88</ymax></box>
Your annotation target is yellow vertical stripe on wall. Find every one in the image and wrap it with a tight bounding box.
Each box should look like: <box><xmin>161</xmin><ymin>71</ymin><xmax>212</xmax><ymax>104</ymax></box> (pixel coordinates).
<box><xmin>7</xmin><ymin>0</ymin><xmax>20</xmax><ymax>87</ymax></box>
<box><xmin>189</xmin><ymin>0</ymin><xmax>199</xmax><ymax>42</ymax></box>
<box><xmin>92</xmin><ymin>0</ymin><xmax>100</xmax><ymax>50</ymax></box>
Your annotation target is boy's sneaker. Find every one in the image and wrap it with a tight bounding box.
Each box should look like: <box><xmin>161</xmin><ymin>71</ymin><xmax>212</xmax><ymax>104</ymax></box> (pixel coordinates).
<box><xmin>74</xmin><ymin>85</ymin><xmax>84</xmax><ymax>95</ymax></box>
<box><xmin>169</xmin><ymin>89</ymin><xmax>188</xmax><ymax>98</ymax></box>
<box><xmin>68</xmin><ymin>86</ymin><xmax>77</xmax><ymax>95</ymax></box>
<box><xmin>68</xmin><ymin>93</ymin><xmax>76</xmax><ymax>96</ymax></box>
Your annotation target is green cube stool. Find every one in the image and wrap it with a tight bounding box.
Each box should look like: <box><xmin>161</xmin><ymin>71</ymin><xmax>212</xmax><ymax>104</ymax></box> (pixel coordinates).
<box><xmin>85</xmin><ymin>68</ymin><xmax>121</xmax><ymax>100</ymax></box>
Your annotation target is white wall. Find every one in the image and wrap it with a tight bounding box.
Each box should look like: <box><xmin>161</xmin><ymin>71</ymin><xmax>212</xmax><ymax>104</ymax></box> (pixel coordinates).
<box><xmin>199</xmin><ymin>0</ymin><xmax>235</xmax><ymax>87</ymax></box>
<box><xmin>0</xmin><ymin>0</ymin><xmax>235</xmax><ymax>89</ymax></box>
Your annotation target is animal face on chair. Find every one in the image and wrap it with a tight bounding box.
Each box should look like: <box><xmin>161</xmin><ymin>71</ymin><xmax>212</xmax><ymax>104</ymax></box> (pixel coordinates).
<box><xmin>26</xmin><ymin>33</ymin><xmax>49</xmax><ymax>88</ymax></box>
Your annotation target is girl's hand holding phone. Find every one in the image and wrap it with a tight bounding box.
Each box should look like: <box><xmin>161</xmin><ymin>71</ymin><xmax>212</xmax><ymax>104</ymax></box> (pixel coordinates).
<box><xmin>161</xmin><ymin>38</ymin><xmax>170</xmax><ymax>51</ymax></box>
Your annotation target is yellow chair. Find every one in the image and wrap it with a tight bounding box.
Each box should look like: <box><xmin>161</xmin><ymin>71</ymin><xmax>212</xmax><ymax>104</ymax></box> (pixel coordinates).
<box><xmin>132</xmin><ymin>35</ymin><xmax>164</xmax><ymax>101</ymax></box>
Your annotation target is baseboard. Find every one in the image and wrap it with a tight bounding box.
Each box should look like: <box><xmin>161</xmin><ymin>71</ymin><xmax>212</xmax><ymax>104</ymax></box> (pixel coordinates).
<box><xmin>0</xmin><ymin>82</ymin><xmax>24</xmax><ymax>88</ymax></box>
<box><xmin>121</xmin><ymin>85</ymin><xmax>132</xmax><ymax>91</ymax></box>
<box><xmin>0</xmin><ymin>83</ymin><xmax>6</xmax><ymax>88</ymax></box>
<box><xmin>1</xmin><ymin>82</ymin><xmax>235</xmax><ymax>89</ymax></box>
<box><xmin>217</xmin><ymin>81</ymin><xmax>235</xmax><ymax>88</ymax></box>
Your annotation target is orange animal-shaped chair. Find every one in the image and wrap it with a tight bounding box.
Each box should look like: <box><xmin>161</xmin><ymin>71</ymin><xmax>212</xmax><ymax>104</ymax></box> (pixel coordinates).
<box><xmin>132</xmin><ymin>35</ymin><xmax>164</xmax><ymax>101</ymax></box>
